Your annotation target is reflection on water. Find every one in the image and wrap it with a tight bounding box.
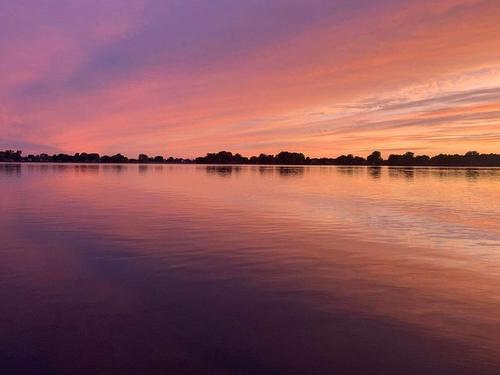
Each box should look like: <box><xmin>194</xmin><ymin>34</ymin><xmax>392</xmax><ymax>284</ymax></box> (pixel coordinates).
<box><xmin>367</xmin><ymin>166</ymin><xmax>382</xmax><ymax>179</ymax></box>
<box><xmin>389</xmin><ymin>167</ymin><xmax>415</xmax><ymax>179</ymax></box>
<box><xmin>205</xmin><ymin>165</ymin><xmax>242</xmax><ymax>177</ymax></box>
<box><xmin>1</xmin><ymin>164</ymin><xmax>500</xmax><ymax>374</ymax></box>
<box><xmin>277</xmin><ymin>166</ymin><xmax>304</xmax><ymax>177</ymax></box>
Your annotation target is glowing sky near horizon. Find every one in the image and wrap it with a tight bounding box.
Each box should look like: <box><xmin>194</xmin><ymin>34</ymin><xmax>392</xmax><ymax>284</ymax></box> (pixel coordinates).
<box><xmin>1</xmin><ymin>0</ymin><xmax>500</xmax><ymax>157</ymax></box>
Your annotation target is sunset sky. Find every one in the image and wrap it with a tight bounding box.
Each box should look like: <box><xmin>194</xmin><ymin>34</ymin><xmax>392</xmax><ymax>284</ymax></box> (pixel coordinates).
<box><xmin>1</xmin><ymin>0</ymin><xmax>500</xmax><ymax>157</ymax></box>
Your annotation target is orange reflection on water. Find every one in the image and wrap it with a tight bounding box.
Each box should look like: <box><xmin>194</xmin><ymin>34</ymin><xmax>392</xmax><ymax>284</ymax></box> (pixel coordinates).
<box><xmin>1</xmin><ymin>164</ymin><xmax>499</xmax><ymax>373</ymax></box>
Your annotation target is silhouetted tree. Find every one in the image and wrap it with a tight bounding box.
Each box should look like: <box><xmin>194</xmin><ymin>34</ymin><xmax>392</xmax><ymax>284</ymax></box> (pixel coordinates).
<box><xmin>465</xmin><ymin>150</ymin><xmax>479</xmax><ymax>157</ymax></box>
<box><xmin>1</xmin><ymin>149</ymin><xmax>499</xmax><ymax>166</ymax></box>
<box><xmin>196</xmin><ymin>151</ymin><xmax>249</xmax><ymax>164</ymax></box>
<box><xmin>39</xmin><ymin>153</ymin><xmax>50</xmax><ymax>162</ymax></box>
<box><xmin>367</xmin><ymin>151</ymin><xmax>383</xmax><ymax>165</ymax></box>
<box><xmin>249</xmin><ymin>153</ymin><xmax>275</xmax><ymax>164</ymax></box>
<box><xmin>388</xmin><ymin>152</ymin><xmax>415</xmax><ymax>166</ymax></box>
<box><xmin>414</xmin><ymin>155</ymin><xmax>430</xmax><ymax>165</ymax></box>
<box><xmin>0</xmin><ymin>150</ymin><xmax>22</xmax><ymax>162</ymax></box>
<box><xmin>335</xmin><ymin>154</ymin><xmax>367</xmax><ymax>165</ymax></box>
<box><xmin>52</xmin><ymin>153</ymin><xmax>73</xmax><ymax>162</ymax></box>
<box><xmin>110</xmin><ymin>154</ymin><xmax>128</xmax><ymax>163</ymax></box>
<box><xmin>275</xmin><ymin>151</ymin><xmax>306</xmax><ymax>165</ymax></box>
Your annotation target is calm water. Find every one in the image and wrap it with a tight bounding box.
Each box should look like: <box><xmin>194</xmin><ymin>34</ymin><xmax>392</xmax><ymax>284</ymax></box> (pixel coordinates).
<box><xmin>1</xmin><ymin>164</ymin><xmax>500</xmax><ymax>374</ymax></box>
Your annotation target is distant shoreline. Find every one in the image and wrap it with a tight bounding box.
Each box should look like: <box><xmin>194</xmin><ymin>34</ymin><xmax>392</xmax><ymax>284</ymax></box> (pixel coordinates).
<box><xmin>2</xmin><ymin>162</ymin><xmax>499</xmax><ymax>169</ymax></box>
<box><xmin>1</xmin><ymin>150</ymin><xmax>499</xmax><ymax>167</ymax></box>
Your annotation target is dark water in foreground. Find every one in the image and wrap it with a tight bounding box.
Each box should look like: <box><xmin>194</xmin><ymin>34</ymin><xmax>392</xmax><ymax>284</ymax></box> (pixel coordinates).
<box><xmin>1</xmin><ymin>163</ymin><xmax>500</xmax><ymax>374</ymax></box>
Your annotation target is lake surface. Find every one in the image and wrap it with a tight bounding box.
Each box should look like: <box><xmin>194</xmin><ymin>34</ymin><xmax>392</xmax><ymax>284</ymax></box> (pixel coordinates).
<box><xmin>1</xmin><ymin>163</ymin><xmax>500</xmax><ymax>374</ymax></box>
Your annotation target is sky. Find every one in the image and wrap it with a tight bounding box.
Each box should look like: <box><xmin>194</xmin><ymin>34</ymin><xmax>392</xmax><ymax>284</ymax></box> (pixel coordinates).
<box><xmin>1</xmin><ymin>0</ymin><xmax>500</xmax><ymax>158</ymax></box>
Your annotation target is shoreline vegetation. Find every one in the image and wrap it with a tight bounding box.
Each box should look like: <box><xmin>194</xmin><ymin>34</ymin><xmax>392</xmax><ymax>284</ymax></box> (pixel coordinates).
<box><xmin>1</xmin><ymin>149</ymin><xmax>499</xmax><ymax>167</ymax></box>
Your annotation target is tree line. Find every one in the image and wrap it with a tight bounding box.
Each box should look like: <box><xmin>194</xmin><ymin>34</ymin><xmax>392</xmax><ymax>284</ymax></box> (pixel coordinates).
<box><xmin>1</xmin><ymin>149</ymin><xmax>499</xmax><ymax>166</ymax></box>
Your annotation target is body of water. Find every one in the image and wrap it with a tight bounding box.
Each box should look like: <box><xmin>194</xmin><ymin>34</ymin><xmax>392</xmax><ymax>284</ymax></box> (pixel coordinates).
<box><xmin>1</xmin><ymin>164</ymin><xmax>499</xmax><ymax>374</ymax></box>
